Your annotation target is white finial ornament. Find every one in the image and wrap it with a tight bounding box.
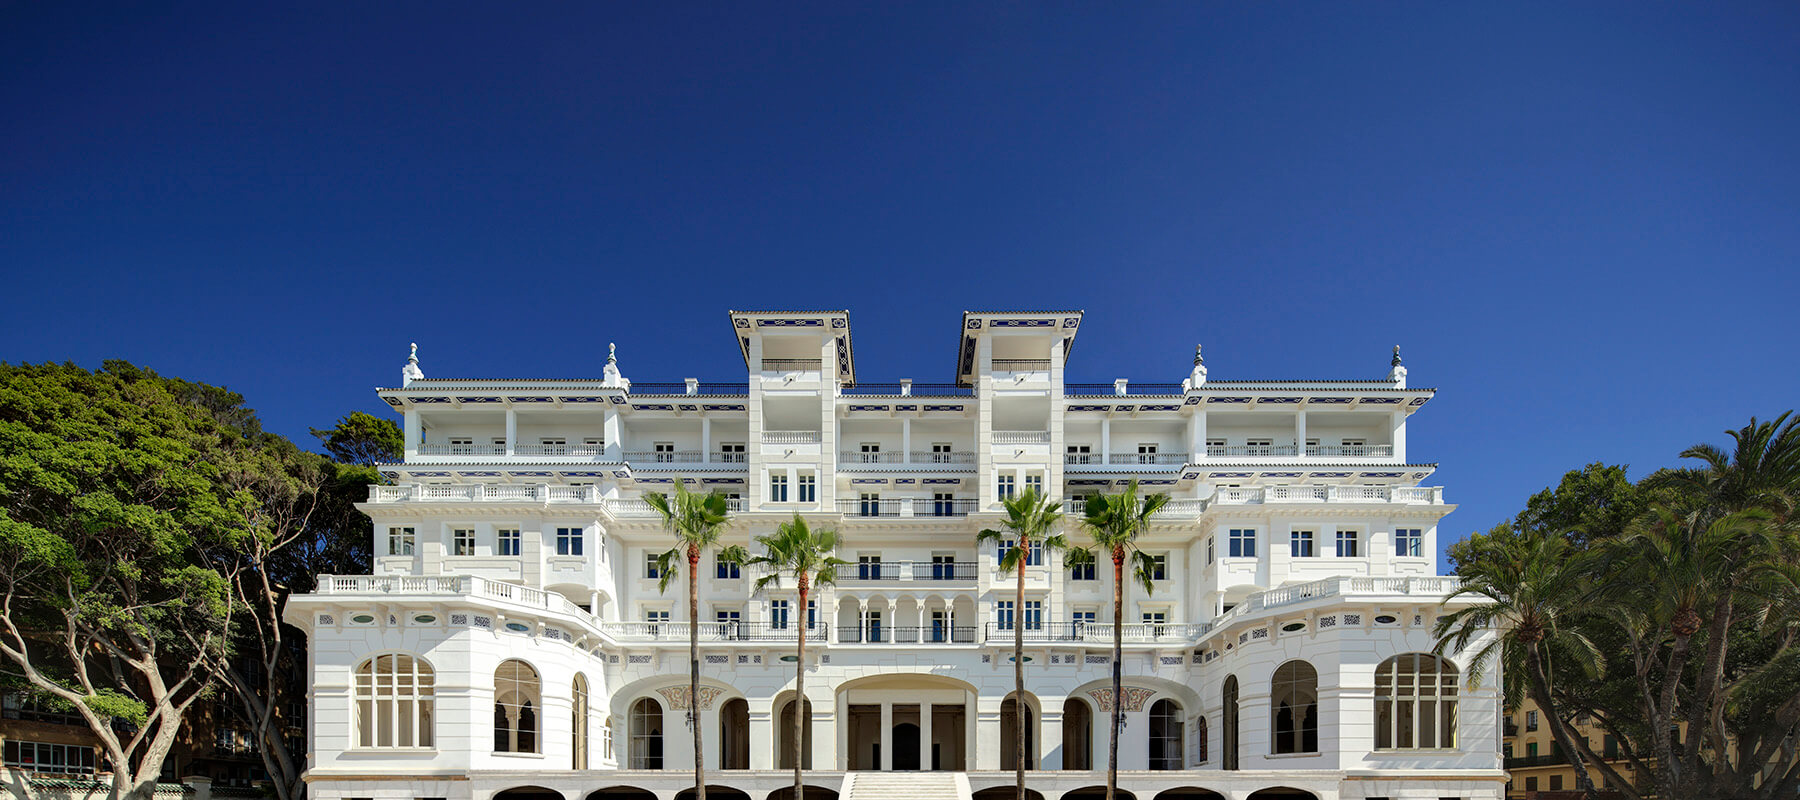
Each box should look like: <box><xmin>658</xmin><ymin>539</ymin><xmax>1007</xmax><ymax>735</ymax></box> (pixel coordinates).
<box><xmin>401</xmin><ymin>342</ymin><xmax>425</xmax><ymax>386</ymax></box>
<box><xmin>1388</xmin><ymin>345</ymin><xmax>1407</xmax><ymax>388</ymax></box>
<box><xmin>1185</xmin><ymin>343</ymin><xmax>1207</xmax><ymax>389</ymax></box>
<box><xmin>602</xmin><ymin>342</ymin><xmax>630</xmax><ymax>391</ymax></box>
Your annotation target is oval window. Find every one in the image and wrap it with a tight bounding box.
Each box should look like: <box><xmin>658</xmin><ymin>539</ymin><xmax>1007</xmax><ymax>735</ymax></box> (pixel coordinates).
<box><xmin>505</xmin><ymin>622</ymin><xmax>531</xmax><ymax>633</ymax></box>
<box><xmin>413</xmin><ymin>614</ymin><xmax>436</xmax><ymax>624</ymax></box>
<box><xmin>1375</xmin><ymin>614</ymin><xmax>1398</xmax><ymax>625</ymax></box>
<box><xmin>350</xmin><ymin>614</ymin><xmax>375</xmax><ymax>624</ymax></box>
<box><xmin>1281</xmin><ymin>622</ymin><xmax>1306</xmax><ymax>633</ymax></box>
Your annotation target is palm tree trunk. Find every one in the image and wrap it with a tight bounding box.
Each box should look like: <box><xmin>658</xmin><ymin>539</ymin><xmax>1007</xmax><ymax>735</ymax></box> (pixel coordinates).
<box><xmin>1525</xmin><ymin>642</ymin><xmax>1597</xmax><ymax>794</ymax></box>
<box><xmin>689</xmin><ymin>547</ymin><xmax>705</xmax><ymax>800</ymax></box>
<box><xmin>1106</xmin><ymin>549</ymin><xmax>1123</xmax><ymax>800</ymax></box>
<box><xmin>795</xmin><ymin>581</ymin><xmax>808</xmax><ymax>800</ymax></box>
<box><xmin>1016</xmin><ymin>541</ymin><xmax>1027</xmax><ymax>800</ymax></box>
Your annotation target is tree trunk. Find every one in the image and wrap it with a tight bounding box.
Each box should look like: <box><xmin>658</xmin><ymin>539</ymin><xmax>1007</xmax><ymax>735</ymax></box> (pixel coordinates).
<box><xmin>1525</xmin><ymin>642</ymin><xmax>1598</xmax><ymax>795</ymax></box>
<box><xmin>1016</xmin><ymin>540</ymin><xmax>1028</xmax><ymax>800</ymax></box>
<box><xmin>1106</xmin><ymin>548</ymin><xmax>1124</xmax><ymax>800</ymax></box>
<box><xmin>689</xmin><ymin>547</ymin><xmax>705</xmax><ymax>800</ymax></box>
<box><xmin>796</xmin><ymin>580</ymin><xmax>808</xmax><ymax>800</ymax></box>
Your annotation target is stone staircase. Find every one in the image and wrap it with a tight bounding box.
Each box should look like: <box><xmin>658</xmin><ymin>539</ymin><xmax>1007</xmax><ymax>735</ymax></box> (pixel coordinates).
<box><xmin>843</xmin><ymin>772</ymin><xmax>969</xmax><ymax>800</ymax></box>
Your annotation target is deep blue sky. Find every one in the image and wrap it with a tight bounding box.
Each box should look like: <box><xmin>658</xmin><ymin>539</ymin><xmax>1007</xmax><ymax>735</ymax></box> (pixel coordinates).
<box><xmin>5</xmin><ymin>3</ymin><xmax>1798</xmax><ymax>565</ymax></box>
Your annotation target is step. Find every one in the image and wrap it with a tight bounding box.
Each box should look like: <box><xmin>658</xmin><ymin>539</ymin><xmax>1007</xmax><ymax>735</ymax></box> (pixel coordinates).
<box><xmin>845</xmin><ymin>772</ymin><xmax>969</xmax><ymax>800</ymax></box>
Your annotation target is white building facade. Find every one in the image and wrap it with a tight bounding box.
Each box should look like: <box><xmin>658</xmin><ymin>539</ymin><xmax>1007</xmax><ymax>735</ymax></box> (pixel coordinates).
<box><xmin>286</xmin><ymin>310</ymin><xmax>1502</xmax><ymax>800</ymax></box>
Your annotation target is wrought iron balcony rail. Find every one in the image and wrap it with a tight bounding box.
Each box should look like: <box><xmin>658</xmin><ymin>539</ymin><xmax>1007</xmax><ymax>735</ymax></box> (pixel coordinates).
<box><xmin>1064</xmin><ymin>383</ymin><xmax>1186</xmax><ymax>396</ymax></box>
<box><xmin>841</xmin><ymin>383</ymin><xmax>975</xmax><ymax>397</ymax></box>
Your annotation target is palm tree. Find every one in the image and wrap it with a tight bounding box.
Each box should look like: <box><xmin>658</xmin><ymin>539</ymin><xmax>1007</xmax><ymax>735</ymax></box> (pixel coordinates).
<box><xmin>646</xmin><ymin>478</ymin><xmax>735</xmax><ymax>800</ymax></box>
<box><xmin>976</xmin><ymin>488</ymin><xmax>1067</xmax><ymax>800</ymax></box>
<box><xmin>746</xmin><ymin>515</ymin><xmax>847</xmax><ymax>800</ymax></box>
<box><xmin>1071</xmin><ymin>481</ymin><xmax>1168</xmax><ymax>800</ymax></box>
<box><xmin>1434</xmin><ymin>526</ymin><xmax>1607</xmax><ymax>795</ymax></box>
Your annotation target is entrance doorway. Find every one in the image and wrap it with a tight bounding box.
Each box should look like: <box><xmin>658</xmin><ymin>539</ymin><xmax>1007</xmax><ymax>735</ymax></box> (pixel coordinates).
<box><xmin>892</xmin><ymin>722</ymin><xmax>921</xmax><ymax>770</ymax></box>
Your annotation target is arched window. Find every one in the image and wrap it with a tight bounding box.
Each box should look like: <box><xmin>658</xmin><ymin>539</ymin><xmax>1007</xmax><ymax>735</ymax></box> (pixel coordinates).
<box><xmin>630</xmin><ymin>698</ymin><xmax>665</xmax><ymax>769</ymax></box>
<box><xmin>1148</xmin><ymin>699</ymin><xmax>1183</xmax><ymax>770</ymax></box>
<box><xmin>1001</xmin><ymin>693</ymin><xmax>1036</xmax><ymax>770</ymax></box>
<box><xmin>1271</xmin><ymin>660</ymin><xmax>1319</xmax><ymax>754</ymax></box>
<box><xmin>572</xmin><ymin>673</ymin><xmax>589</xmax><ymax>769</ymax></box>
<box><xmin>1062</xmin><ymin>698</ymin><xmax>1092</xmax><ymax>771</ymax></box>
<box><xmin>1222</xmin><ymin>675</ymin><xmax>1239</xmax><ymax>771</ymax></box>
<box><xmin>1375</xmin><ymin>653</ymin><xmax>1459</xmax><ymax>750</ymax></box>
<box><xmin>494</xmin><ymin>660</ymin><xmax>541</xmax><ymax>753</ymax></box>
<box><xmin>1196</xmin><ymin>715</ymin><xmax>1209</xmax><ymax>764</ymax></box>
<box><xmin>355</xmin><ymin>653</ymin><xmax>434</xmax><ymax>748</ymax></box>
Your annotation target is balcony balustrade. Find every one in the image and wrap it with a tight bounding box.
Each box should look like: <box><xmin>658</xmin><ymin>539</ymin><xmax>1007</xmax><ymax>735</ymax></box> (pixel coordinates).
<box><xmin>603</xmin><ymin>621</ymin><xmax>824</xmax><ymax>642</ymax></box>
<box><xmin>991</xmin><ymin>359</ymin><xmax>1051</xmax><ymax>372</ymax></box>
<box><xmin>1064</xmin><ymin>382</ymin><xmax>1186</xmax><ymax>396</ymax></box>
<box><xmin>763</xmin><ymin>430</ymin><xmax>822</xmax><ymax>444</ymax></box>
<box><xmin>986</xmin><ymin>622</ymin><xmax>1213</xmax><ymax>643</ymax></box>
<box><xmin>760</xmin><ymin>358</ymin><xmax>822</xmax><ymax>372</ymax></box>
<box><xmin>838</xmin><ymin>450</ymin><xmax>977</xmax><ymax>466</ymax></box>
<box><xmin>627</xmin><ymin>382</ymin><xmax>749</xmax><ymax>396</ymax></box>
<box><xmin>1213</xmin><ymin>485</ymin><xmax>1443</xmax><ymax>505</ymax></box>
<box><xmin>1304</xmin><ymin>444</ymin><xmax>1394</xmax><ymax>457</ymax></box>
<box><xmin>417</xmin><ymin>443</ymin><xmax>608</xmax><ymax>457</ymax></box>
<box><xmin>418</xmin><ymin>443</ymin><xmax>507</xmax><ymax>456</ymax></box>
<box><xmin>624</xmin><ymin>450</ymin><xmax>705</xmax><ymax>463</ymax></box>
<box><xmin>1206</xmin><ymin>444</ymin><xmax>1300</xmax><ymax>457</ymax></box>
<box><xmin>839</xmin><ymin>561</ymin><xmax>978</xmax><ymax>582</ymax></box>
<box><xmin>993</xmin><ymin>430</ymin><xmax>1051</xmax><ymax>444</ymax></box>
<box><xmin>838</xmin><ymin>499</ymin><xmax>903</xmax><ymax>518</ymax></box>
<box><xmin>840</xmin><ymin>383</ymin><xmax>975</xmax><ymax>397</ymax></box>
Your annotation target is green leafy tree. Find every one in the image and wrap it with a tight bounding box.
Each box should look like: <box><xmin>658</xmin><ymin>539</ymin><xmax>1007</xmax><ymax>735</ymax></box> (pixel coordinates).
<box><xmin>310</xmin><ymin>411</ymin><xmax>402</xmax><ymax>466</ymax></box>
<box><xmin>1436</xmin><ymin>524</ymin><xmax>1608</xmax><ymax>794</ymax></box>
<box><xmin>1070</xmin><ymin>481</ymin><xmax>1168</xmax><ymax>800</ymax></box>
<box><xmin>646</xmin><ymin>479</ymin><xmax>736</xmax><ymax>800</ymax></box>
<box><xmin>0</xmin><ymin>362</ymin><xmax>254</xmax><ymax>800</ymax></box>
<box><xmin>977</xmin><ymin>488</ymin><xmax>1067</xmax><ymax>800</ymax></box>
<box><xmin>747</xmin><ymin>515</ymin><xmax>847</xmax><ymax>800</ymax></box>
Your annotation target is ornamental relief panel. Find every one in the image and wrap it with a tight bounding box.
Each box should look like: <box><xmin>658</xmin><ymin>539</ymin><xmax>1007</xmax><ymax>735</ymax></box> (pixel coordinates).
<box><xmin>1087</xmin><ymin>686</ymin><xmax>1157</xmax><ymax>712</ymax></box>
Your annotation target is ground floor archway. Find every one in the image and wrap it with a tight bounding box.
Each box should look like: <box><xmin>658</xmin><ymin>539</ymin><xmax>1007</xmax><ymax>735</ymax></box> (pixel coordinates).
<box><xmin>766</xmin><ymin>787</ymin><xmax>838</xmax><ymax>800</ymax></box>
<box><xmin>837</xmin><ymin>673</ymin><xmax>974</xmax><ymax>770</ymax></box>
<box><xmin>676</xmin><ymin>788</ymin><xmax>751</xmax><ymax>800</ymax></box>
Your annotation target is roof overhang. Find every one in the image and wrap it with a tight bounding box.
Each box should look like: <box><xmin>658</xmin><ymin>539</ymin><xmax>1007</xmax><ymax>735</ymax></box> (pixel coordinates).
<box><xmin>728</xmin><ymin>309</ymin><xmax>855</xmax><ymax>385</ymax></box>
<box><xmin>955</xmin><ymin>310</ymin><xmax>1084</xmax><ymax>386</ymax></box>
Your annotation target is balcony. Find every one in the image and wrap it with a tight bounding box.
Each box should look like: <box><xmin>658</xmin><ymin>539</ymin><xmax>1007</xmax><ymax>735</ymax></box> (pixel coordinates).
<box><xmin>838</xmin><ymin>625</ymin><xmax>980</xmax><ymax>644</ymax></box>
<box><xmin>839</xmin><ymin>561</ymin><xmax>979</xmax><ymax>582</ymax></box>
<box><xmin>761</xmin><ymin>358</ymin><xmax>822</xmax><ymax>372</ymax></box>
<box><xmin>363</xmin><ymin>485</ymin><xmax>747</xmax><ymax>513</ymax></box>
<box><xmin>839</xmin><ymin>451</ymin><xmax>977</xmax><ymax>466</ymax></box>
<box><xmin>993</xmin><ymin>431</ymin><xmax>1050</xmax><ymax>444</ymax></box>
<box><xmin>603</xmin><ymin>621</ymin><xmax>824</xmax><ymax>643</ymax></box>
<box><xmin>1214</xmin><ymin>485</ymin><xmax>1443</xmax><ymax>505</ymax></box>
<box><xmin>764</xmin><ymin>430</ymin><xmax>822</xmax><ymax>444</ymax></box>
<box><xmin>416</xmin><ymin>443</ymin><xmax>608</xmax><ymax>458</ymax></box>
<box><xmin>991</xmin><ymin>359</ymin><xmax>1051</xmax><ymax>372</ymax></box>
<box><xmin>1064</xmin><ymin>382</ymin><xmax>1186</xmax><ymax>396</ymax></box>
<box><xmin>1063</xmin><ymin>452</ymin><xmax>1189</xmax><ymax>466</ymax></box>
<box><xmin>627</xmin><ymin>382</ymin><xmax>749</xmax><ymax>396</ymax></box>
<box><xmin>625</xmin><ymin>450</ymin><xmax>705</xmax><ymax>463</ymax></box>
<box><xmin>1304</xmin><ymin>444</ymin><xmax>1393</xmax><ymax>458</ymax></box>
<box><xmin>841</xmin><ymin>383</ymin><xmax>975</xmax><ymax>397</ymax></box>
<box><xmin>1206</xmin><ymin>445</ymin><xmax>1299</xmax><ymax>457</ymax></box>
<box><xmin>986</xmin><ymin>622</ymin><xmax>1213</xmax><ymax>643</ymax></box>
<box><xmin>835</xmin><ymin>499</ymin><xmax>977</xmax><ymax>518</ymax></box>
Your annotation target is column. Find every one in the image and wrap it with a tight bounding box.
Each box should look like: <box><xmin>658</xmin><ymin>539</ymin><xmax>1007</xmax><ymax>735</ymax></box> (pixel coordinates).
<box><xmin>504</xmin><ymin>409</ymin><xmax>517</xmax><ymax>456</ymax></box>
<box><xmin>1100</xmin><ymin>417</ymin><xmax>1111</xmax><ymax>464</ymax></box>
<box><xmin>920</xmin><ymin>700</ymin><xmax>934</xmax><ymax>770</ymax></box>
<box><xmin>885</xmin><ymin>599</ymin><xmax>897</xmax><ymax>643</ymax></box>
<box><xmin>880</xmin><ymin>702</ymin><xmax>894</xmax><ymax>771</ymax></box>
<box><xmin>902</xmin><ymin>418</ymin><xmax>912</xmax><ymax>464</ymax></box>
<box><xmin>1041</xmin><ymin>706</ymin><xmax>1064</xmax><ymax>770</ymax></box>
<box><xmin>702</xmin><ymin>417</ymin><xmax>712</xmax><ymax>462</ymax></box>
<box><xmin>975</xmin><ymin>697</ymin><xmax>1002</xmax><ymax>769</ymax></box>
<box><xmin>1187</xmin><ymin>409</ymin><xmax>1206</xmax><ymax>461</ymax></box>
<box><xmin>602</xmin><ymin>408</ymin><xmax>623</xmax><ymax>461</ymax></box>
<box><xmin>749</xmin><ymin>703</ymin><xmax>775</xmax><ymax>770</ymax></box>
<box><xmin>1391</xmin><ymin>410</ymin><xmax>1407</xmax><ymax>461</ymax></box>
<box><xmin>964</xmin><ymin>692</ymin><xmax>978</xmax><ymax>771</ymax></box>
<box><xmin>403</xmin><ymin>410</ymin><xmax>420</xmax><ymax>458</ymax></box>
<box><xmin>1295</xmin><ymin>409</ymin><xmax>1307</xmax><ymax>455</ymax></box>
<box><xmin>834</xmin><ymin>691</ymin><xmax>849</xmax><ymax>770</ymax></box>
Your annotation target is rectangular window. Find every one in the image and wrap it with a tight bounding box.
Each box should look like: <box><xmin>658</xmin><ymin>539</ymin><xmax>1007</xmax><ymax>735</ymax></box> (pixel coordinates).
<box><xmin>541</xmin><ymin>437</ymin><xmax>568</xmax><ymax>456</ymax></box>
<box><xmin>859</xmin><ymin>442</ymin><xmax>881</xmax><ymax>463</ymax></box>
<box><xmin>1526</xmin><ymin>710</ymin><xmax>1538</xmax><ymax>731</ymax></box>
<box><xmin>1066</xmin><ymin>444</ymin><xmax>1093</xmax><ymax>465</ymax></box>
<box><xmin>4</xmin><ymin>740</ymin><xmax>96</xmax><ymax>774</ymax></box>
<box><xmin>389</xmin><ymin>526</ymin><xmax>415</xmax><ymax>556</ymax></box>
<box><xmin>858</xmin><ymin>492</ymin><xmax>881</xmax><ymax>517</ymax></box>
<box><xmin>448</xmin><ymin>437</ymin><xmax>473</xmax><ymax>455</ymax></box>
<box><xmin>715</xmin><ymin>609</ymin><xmax>741</xmax><ymax>624</ymax></box>
<box><xmin>715</xmin><ymin>553</ymin><xmax>741</xmax><ymax>580</ymax></box>
<box><xmin>1550</xmin><ymin>775</ymin><xmax>1563</xmax><ymax>791</ymax></box>
<box><xmin>932</xmin><ymin>492</ymin><xmax>956</xmax><ymax>517</ymax></box>
<box><xmin>1527</xmin><ymin>741</ymin><xmax>1538</xmax><ymax>757</ymax></box>
<box><xmin>769</xmin><ymin>473</ymin><xmax>789</xmax><ymax>502</ymax></box>
<box><xmin>1070</xmin><ymin>559</ymin><xmax>1096</xmax><ymax>581</ymax></box>
<box><xmin>996</xmin><ymin>601</ymin><xmax>1015</xmax><ymax>630</ymax></box>
<box><xmin>1072</xmin><ymin>610</ymin><xmax>1097</xmax><ymax>625</ymax></box>
<box><xmin>556</xmin><ymin>527</ymin><xmax>583</xmax><ymax>556</ymax></box>
<box><xmin>451</xmin><ymin>528</ymin><xmax>476</xmax><ymax>556</ymax></box>
<box><xmin>1290</xmin><ymin>530</ymin><xmax>1315</xmax><ymax>558</ymax></box>
<box><xmin>1142</xmin><ymin>611</ymin><xmax>1167</xmax><ymax>624</ymax></box>
<box><xmin>1024</xmin><ymin>473</ymin><xmax>1044</xmax><ymax>495</ymax></box>
<box><xmin>997</xmin><ymin>474</ymin><xmax>1016</xmax><ymax>500</ymax></box>
<box><xmin>769</xmin><ymin>600</ymin><xmax>790</xmax><ymax>630</ymax></box>
<box><xmin>645</xmin><ymin>552</ymin><xmax>661</xmax><ymax>580</ymax></box>
<box><xmin>1245</xmin><ymin>438</ymin><xmax>1273</xmax><ymax>455</ymax></box>
<box><xmin>652</xmin><ymin>441</ymin><xmax>675</xmax><ymax>462</ymax></box>
<box><xmin>582</xmin><ymin>437</ymin><xmax>603</xmax><ymax>453</ymax></box>
<box><xmin>1228</xmin><ymin>528</ymin><xmax>1256</xmax><ymax>558</ymax></box>
<box><xmin>1137</xmin><ymin>443</ymin><xmax>1158</xmax><ymax>464</ymax></box>
<box><xmin>1335</xmin><ymin>529</ymin><xmax>1359</xmax><ymax>558</ymax></box>
<box><xmin>496</xmin><ymin>528</ymin><xmax>521</xmax><ymax>557</ymax></box>
<box><xmin>1148</xmin><ymin>553</ymin><xmax>1168</xmax><ymax>581</ymax></box>
<box><xmin>930</xmin><ymin>442</ymin><xmax>954</xmax><ymax>463</ymax></box>
<box><xmin>1205</xmin><ymin>438</ymin><xmax>1225</xmax><ymax>454</ymax></box>
<box><xmin>996</xmin><ymin>540</ymin><xmax>1043</xmax><ymax>566</ymax></box>
<box><xmin>798</xmin><ymin>473</ymin><xmax>816</xmax><ymax>503</ymax></box>
<box><xmin>1526</xmin><ymin>777</ymin><xmax>1538</xmax><ymax>792</ymax></box>
<box><xmin>1396</xmin><ymin>528</ymin><xmax>1424</xmax><ymax>557</ymax></box>
<box><xmin>858</xmin><ymin>554</ymin><xmax>882</xmax><ymax>580</ymax></box>
<box><xmin>1207</xmin><ymin>537</ymin><xmax>1215</xmax><ymax>564</ymax></box>
<box><xmin>1023</xmin><ymin>600</ymin><xmax>1043</xmax><ymax>631</ymax></box>
<box><xmin>719</xmin><ymin>442</ymin><xmax>745</xmax><ymax>463</ymax></box>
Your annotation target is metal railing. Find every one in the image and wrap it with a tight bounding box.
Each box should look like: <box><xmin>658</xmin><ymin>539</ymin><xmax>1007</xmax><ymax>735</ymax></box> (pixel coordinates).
<box><xmin>838</xmin><ymin>499</ymin><xmax>904</xmax><ymax>518</ymax></box>
<box><xmin>1064</xmin><ymin>382</ymin><xmax>1186</xmax><ymax>396</ymax></box>
<box><xmin>890</xmin><ymin>626</ymin><xmax>979</xmax><ymax>644</ymax></box>
<box><xmin>1304</xmin><ymin>444</ymin><xmax>1393</xmax><ymax>457</ymax></box>
<box><xmin>1206</xmin><ymin>445</ymin><xmax>1300</xmax><ymax>457</ymax></box>
<box><xmin>1106</xmin><ymin>452</ymin><xmax>1189</xmax><ymax>465</ymax></box>
<box><xmin>761</xmin><ymin>358</ymin><xmax>823</xmax><ymax>371</ymax></box>
<box><xmin>714</xmin><ymin>451</ymin><xmax>748</xmax><ymax>463</ymax></box>
<box><xmin>911</xmin><ymin>498</ymin><xmax>977</xmax><ymax>517</ymax></box>
<box><xmin>993</xmin><ymin>431</ymin><xmax>1051</xmax><ymax>444</ymax></box>
<box><xmin>763</xmin><ymin>430</ymin><xmax>822</xmax><ymax>444</ymax></box>
<box><xmin>840</xmin><ymin>561</ymin><xmax>978</xmax><ymax>582</ymax></box>
<box><xmin>837</xmin><ymin>451</ymin><xmax>977</xmax><ymax>466</ymax></box>
<box><xmin>624</xmin><ymin>450</ymin><xmax>705</xmax><ymax>463</ymax></box>
<box><xmin>628</xmin><ymin>382</ymin><xmax>749</xmax><ymax>396</ymax></box>
<box><xmin>841</xmin><ymin>383</ymin><xmax>975</xmax><ymax>397</ymax></box>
